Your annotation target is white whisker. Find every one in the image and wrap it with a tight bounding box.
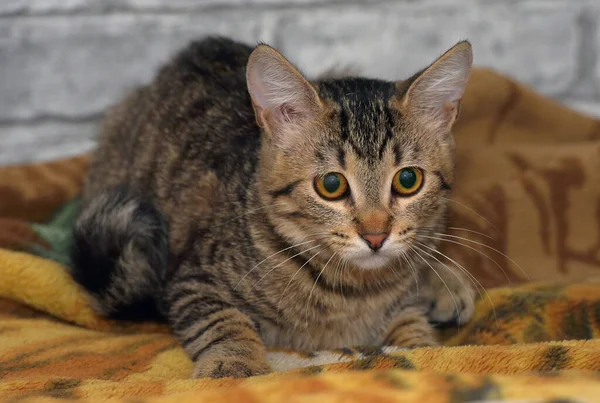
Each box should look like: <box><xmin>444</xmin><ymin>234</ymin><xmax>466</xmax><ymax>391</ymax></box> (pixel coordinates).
<box><xmin>436</xmin><ymin>233</ymin><xmax>529</xmax><ymax>281</ymax></box>
<box><xmin>410</xmin><ymin>246</ymin><xmax>459</xmax><ymax>321</ymax></box>
<box><xmin>305</xmin><ymin>252</ymin><xmax>337</xmax><ymax>329</ymax></box>
<box><xmin>415</xmin><ymin>241</ymin><xmax>498</xmax><ymax>327</ymax></box>
<box><xmin>276</xmin><ymin>246</ymin><xmax>327</xmax><ymax>325</ymax></box>
<box><xmin>332</xmin><ymin>256</ymin><xmax>343</xmax><ymax>297</ymax></box>
<box><xmin>404</xmin><ymin>248</ymin><xmax>424</xmax><ymax>296</ymax></box>
<box><xmin>447</xmin><ymin>226</ymin><xmax>495</xmax><ymax>241</ymax></box>
<box><xmin>336</xmin><ymin>257</ymin><xmax>349</xmax><ymax>298</ymax></box>
<box><xmin>419</xmin><ymin>234</ymin><xmax>513</xmax><ymax>283</ymax></box>
<box><xmin>397</xmin><ymin>251</ymin><xmax>418</xmax><ymax>296</ymax></box>
<box><xmin>234</xmin><ymin>236</ymin><xmax>328</xmax><ymax>290</ymax></box>
<box><xmin>442</xmin><ymin>197</ymin><xmax>501</xmax><ymax>235</ymax></box>
<box><xmin>411</xmin><ymin>243</ymin><xmax>466</xmax><ymax>329</ymax></box>
<box><xmin>250</xmin><ymin>244</ymin><xmax>322</xmax><ymax>291</ymax></box>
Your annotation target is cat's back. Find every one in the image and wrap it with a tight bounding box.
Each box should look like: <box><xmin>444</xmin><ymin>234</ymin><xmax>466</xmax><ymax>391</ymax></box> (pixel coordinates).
<box><xmin>85</xmin><ymin>37</ymin><xmax>260</xmax><ymax>202</ymax></box>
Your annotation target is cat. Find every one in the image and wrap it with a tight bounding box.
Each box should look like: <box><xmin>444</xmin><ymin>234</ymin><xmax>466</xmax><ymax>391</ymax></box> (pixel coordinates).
<box><xmin>70</xmin><ymin>36</ymin><xmax>476</xmax><ymax>379</ymax></box>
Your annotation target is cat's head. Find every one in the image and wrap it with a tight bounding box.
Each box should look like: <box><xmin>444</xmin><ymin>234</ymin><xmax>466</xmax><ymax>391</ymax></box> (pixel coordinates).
<box><xmin>247</xmin><ymin>41</ymin><xmax>472</xmax><ymax>271</ymax></box>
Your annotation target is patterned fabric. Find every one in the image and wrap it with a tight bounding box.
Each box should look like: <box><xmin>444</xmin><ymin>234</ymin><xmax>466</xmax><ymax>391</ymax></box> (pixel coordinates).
<box><xmin>1</xmin><ymin>68</ymin><xmax>600</xmax><ymax>402</ymax></box>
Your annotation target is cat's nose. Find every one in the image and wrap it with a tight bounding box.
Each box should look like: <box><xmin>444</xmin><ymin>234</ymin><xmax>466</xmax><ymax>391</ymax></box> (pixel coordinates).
<box><xmin>360</xmin><ymin>233</ymin><xmax>389</xmax><ymax>251</ymax></box>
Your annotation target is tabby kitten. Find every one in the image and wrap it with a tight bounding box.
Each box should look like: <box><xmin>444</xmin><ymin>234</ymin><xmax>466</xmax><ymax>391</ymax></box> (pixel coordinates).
<box><xmin>71</xmin><ymin>37</ymin><xmax>475</xmax><ymax>379</ymax></box>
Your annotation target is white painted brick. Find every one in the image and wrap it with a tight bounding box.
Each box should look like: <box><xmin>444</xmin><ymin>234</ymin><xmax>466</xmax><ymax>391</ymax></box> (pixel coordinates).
<box><xmin>593</xmin><ymin>6</ymin><xmax>600</xmax><ymax>95</ymax></box>
<box><xmin>0</xmin><ymin>0</ymin><xmax>331</xmax><ymax>15</ymax></box>
<box><xmin>0</xmin><ymin>12</ymin><xmax>276</xmax><ymax>120</ymax></box>
<box><xmin>0</xmin><ymin>121</ymin><xmax>97</xmax><ymax>165</ymax></box>
<box><xmin>564</xmin><ymin>99</ymin><xmax>600</xmax><ymax>118</ymax></box>
<box><xmin>279</xmin><ymin>2</ymin><xmax>580</xmax><ymax>95</ymax></box>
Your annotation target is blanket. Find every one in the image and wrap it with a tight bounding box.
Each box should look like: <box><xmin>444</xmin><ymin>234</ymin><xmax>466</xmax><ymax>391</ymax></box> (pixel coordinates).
<box><xmin>1</xmin><ymin>67</ymin><xmax>600</xmax><ymax>402</ymax></box>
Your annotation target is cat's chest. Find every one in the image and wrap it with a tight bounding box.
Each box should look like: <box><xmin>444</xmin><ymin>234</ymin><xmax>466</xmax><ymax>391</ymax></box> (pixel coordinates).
<box><xmin>258</xmin><ymin>297</ymin><xmax>391</xmax><ymax>350</ymax></box>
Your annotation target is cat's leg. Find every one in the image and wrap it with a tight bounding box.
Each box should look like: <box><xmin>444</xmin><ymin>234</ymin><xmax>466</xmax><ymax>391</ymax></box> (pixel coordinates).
<box><xmin>382</xmin><ymin>305</ymin><xmax>438</xmax><ymax>348</ymax></box>
<box><xmin>165</xmin><ymin>276</ymin><xmax>271</xmax><ymax>379</ymax></box>
<box><xmin>421</xmin><ymin>261</ymin><xmax>476</xmax><ymax>326</ymax></box>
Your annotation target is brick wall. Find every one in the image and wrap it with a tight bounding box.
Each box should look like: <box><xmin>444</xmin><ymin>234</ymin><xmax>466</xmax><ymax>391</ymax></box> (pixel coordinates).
<box><xmin>1</xmin><ymin>0</ymin><xmax>599</xmax><ymax>164</ymax></box>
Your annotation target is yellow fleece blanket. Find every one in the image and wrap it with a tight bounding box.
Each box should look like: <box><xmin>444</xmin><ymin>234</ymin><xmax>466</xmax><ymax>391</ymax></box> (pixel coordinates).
<box><xmin>1</xmin><ymin>68</ymin><xmax>600</xmax><ymax>402</ymax></box>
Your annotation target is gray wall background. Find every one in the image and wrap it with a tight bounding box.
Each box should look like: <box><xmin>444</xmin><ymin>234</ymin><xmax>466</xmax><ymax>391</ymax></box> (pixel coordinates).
<box><xmin>1</xmin><ymin>0</ymin><xmax>600</xmax><ymax>165</ymax></box>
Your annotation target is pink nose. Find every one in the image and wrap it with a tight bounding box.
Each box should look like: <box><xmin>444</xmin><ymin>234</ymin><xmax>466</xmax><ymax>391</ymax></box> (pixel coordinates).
<box><xmin>361</xmin><ymin>233</ymin><xmax>389</xmax><ymax>251</ymax></box>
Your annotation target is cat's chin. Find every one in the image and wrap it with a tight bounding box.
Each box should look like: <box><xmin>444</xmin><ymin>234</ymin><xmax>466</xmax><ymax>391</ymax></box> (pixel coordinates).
<box><xmin>348</xmin><ymin>253</ymin><xmax>393</xmax><ymax>271</ymax></box>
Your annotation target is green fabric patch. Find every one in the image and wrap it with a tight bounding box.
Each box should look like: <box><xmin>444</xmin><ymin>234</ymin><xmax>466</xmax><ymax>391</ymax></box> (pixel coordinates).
<box><xmin>29</xmin><ymin>198</ymin><xmax>80</xmax><ymax>266</ymax></box>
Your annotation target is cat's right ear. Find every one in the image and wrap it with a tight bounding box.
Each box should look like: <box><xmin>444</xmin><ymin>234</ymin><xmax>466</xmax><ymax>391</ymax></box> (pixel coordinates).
<box><xmin>246</xmin><ymin>44</ymin><xmax>323</xmax><ymax>143</ymax></box>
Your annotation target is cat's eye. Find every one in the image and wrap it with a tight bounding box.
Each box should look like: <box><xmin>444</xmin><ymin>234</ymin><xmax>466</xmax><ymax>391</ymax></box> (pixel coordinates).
<box><xmin>392</xmin><ymin>167</ymin><xmax>424</xmax><ymax>196</ymax></box>
<box><xmin>314</xmin><ymin>172</ymin><xmax>349</xmax><ymax>200</ymax></box>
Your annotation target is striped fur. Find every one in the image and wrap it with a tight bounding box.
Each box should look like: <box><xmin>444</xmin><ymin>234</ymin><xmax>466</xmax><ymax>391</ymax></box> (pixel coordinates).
<box><xmin>70</xmin><ymin>37</ymin><xmax>475</xmax><ymax>378</ymax></box>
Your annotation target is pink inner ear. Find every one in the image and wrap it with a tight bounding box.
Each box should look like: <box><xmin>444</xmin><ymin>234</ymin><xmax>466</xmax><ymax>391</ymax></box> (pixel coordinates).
<box><xmin>276</xmin><ymin>103</ymin><xmax>303</xmax><ymax>124</ymax></box>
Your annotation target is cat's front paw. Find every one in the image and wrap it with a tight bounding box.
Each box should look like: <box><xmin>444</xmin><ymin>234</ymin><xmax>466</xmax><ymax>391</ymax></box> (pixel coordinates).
<box><xmin>425</xmin><ymin>263</ymin><xmax>476</xmax><ymax>326</ymax></box>
<box><xmin>192</xmin><ymin>356</ymin><xmax>272</xmax><ymax>379</ymax></box>
<box><xmin>383</xmin><ymin>307</ymin><xmax>438</xmax><ymax>348</ymax></box>
<box><xmin>390</xmin><ymin>334</ymin><xmax>439</xmax><ymax>349</ymax></box>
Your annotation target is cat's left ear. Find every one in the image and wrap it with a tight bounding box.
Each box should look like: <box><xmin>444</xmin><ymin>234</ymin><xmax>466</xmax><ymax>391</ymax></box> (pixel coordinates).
<box><xmin>400</xmin><ymin>40</ymin><xmax>472</xmax><ymax>132</ymax></box>
<box><xmin>246</xmin><ymin>44</ymin><xmax>323</xmax><ymax>142</ymax></box>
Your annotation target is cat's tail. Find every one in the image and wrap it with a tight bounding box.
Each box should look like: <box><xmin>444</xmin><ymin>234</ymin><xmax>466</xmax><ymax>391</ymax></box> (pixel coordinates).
<box><xmin>70</xmin><ymin>187</ymin><xmax>169</xmax><ymax>320</ymax></box>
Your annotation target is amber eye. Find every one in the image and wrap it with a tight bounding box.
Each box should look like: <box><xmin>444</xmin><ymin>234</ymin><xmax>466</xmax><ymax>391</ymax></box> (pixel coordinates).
<box><xmin>314</xmin><ymin>173</ymin><xmax>349</xmax><ymax>200</ymax></box>
<box><xmin>392</xmin><ymin>167</ymin><xmax>424</xmax><ymax>196</ymax></box>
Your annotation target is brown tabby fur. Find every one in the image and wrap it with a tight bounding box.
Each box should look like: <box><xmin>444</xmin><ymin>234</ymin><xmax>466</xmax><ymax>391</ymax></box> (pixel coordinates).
<box><xmin>70</xmin><ymin>36</ymin><xmax>475</xmax><ymax>379</ymax></box>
